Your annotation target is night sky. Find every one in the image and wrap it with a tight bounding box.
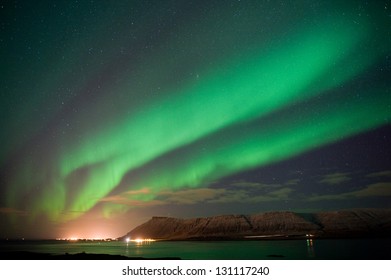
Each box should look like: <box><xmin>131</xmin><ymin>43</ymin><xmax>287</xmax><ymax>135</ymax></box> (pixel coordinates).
<box><xmin>1</xmin><ymin>0</ymin><xmax>390</xmax><ymax>239</ymax></box>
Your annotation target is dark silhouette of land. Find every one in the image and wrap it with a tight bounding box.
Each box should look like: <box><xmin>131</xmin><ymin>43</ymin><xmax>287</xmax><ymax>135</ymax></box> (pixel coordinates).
<box><xmin>1</xmin><ymin>209</ymin><xmax>390</xmax><ymax>260</ymax></box>
<box><xmin>122</xmin><ymin>208</ymin><xmax>391</xmax><ymax>241</ymax></box>
<box><xmin>0</xmin><ymin>251</ymin><xmax>180</xmax><ymax>260</ymax></box>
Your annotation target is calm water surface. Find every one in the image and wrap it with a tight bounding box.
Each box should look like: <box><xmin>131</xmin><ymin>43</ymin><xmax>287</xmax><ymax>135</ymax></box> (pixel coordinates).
<box><xmin>1</xmin><ymin>239</ymin><xmax>390</xmax><ymax>259</ymax></box>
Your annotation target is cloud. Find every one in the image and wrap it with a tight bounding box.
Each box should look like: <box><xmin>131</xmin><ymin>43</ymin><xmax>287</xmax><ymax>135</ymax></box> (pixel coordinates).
<box><xmin>199</xmin><ymin>187</ymin><xmax>294</xmax><ymax>204</ymax></box>
<box><xmin>100</xmin><ymin>195</ymin><xmax>127</xmax><ymax>203</ymax></box>
<box><xmin>307</xmin><ymin>193</ymin><xmax>346</xmax><ymax>201</ymax></box>
<box><xmin>366</xmin><ymin>170</ymin><xmax>391</xmax><ymax>178</ymax></box>
<box><xmin>101</xmin><ymin>184</ymin><xmax>296</xmax><ymax>208</ymax></box>
<box><xmin>353</xmin><ymin>182</ymin><xmax>391</xmax><ymax>197</ymax></box>
<box><xmin>0</xmin><ymin>207</ymin><xmax>27</xmax><ymax>216</ymax></box>
<box><xmin>318</xmin><ymin>172</ymin><xmax>351</xmax><ymax>185</ymax></box>
<box><xmin>251</xmin><ymin>187</ymin><xmax>294</xmax><ymax>202</ymax></box>
<box><xmin>159</xmin><ymin>188</ymin><xmax>226</xmax><ymax>204</ymax></box>
<box><xmin>100</xmin><ymin>194</ymin><xmax>165</xmax><ymax>207</ymax></box>
<box><xmin>309</xmin><ymin>182</ymin><xmax>391</xmax><ymax>201</ymax></box>
<box><xmin>229</xmin><ymin>181</ymin><xmax>281</xmax><ymax>188</ymax></box>
<box><xmin>285</xmin><ymin>179</ymin><xmax>301</xmax><ymax>185</ymax></box>
<box><xmin>207</xmin><ymin>189</ymin><xmax>254</xmax><ymax>204</ymax></box>
<box><xmin>123</xmin><ymin>188</ymin><xmax>152</xmax><ymax>195</ymax></box>
<box><xmin>268</xmin><ymin>187</ymin><xmax>294</xmax><ymax>198</ymax></box>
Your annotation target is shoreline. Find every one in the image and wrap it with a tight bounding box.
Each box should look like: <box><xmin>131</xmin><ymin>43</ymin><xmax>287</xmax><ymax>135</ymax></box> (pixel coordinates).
<box><xmin>0</xmin><ymin>251</ymin><xmax>181</xmax><ymax>260</ymax></box>
<box><xmin>2</xmin><ymin>234</ymin><xmax>391</xmax><ymax>242</ymax></box>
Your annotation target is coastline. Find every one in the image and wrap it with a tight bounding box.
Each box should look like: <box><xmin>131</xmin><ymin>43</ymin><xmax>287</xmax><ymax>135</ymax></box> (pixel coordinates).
<box><xmin>0</xmin><ymin>251</ymin><xmax>181</xmax><ymax>260</ymax></box>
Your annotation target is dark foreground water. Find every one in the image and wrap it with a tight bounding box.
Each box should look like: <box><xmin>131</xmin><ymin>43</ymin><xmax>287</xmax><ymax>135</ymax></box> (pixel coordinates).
<box><xmin>1</xmin><ymin>238</ymin><xmax>390</xmax><ymax>260</ymax></box>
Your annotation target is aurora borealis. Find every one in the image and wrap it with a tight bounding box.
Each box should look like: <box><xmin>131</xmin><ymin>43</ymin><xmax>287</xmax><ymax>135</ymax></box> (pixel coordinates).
<box><xmin>1</xmin><ymin>0</ymin><xmax>390</xmax><ymax>238</ymax></box>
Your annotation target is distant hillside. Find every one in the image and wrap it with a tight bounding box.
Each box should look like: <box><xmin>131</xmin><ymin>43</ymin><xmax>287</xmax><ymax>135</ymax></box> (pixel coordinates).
<box><xmin>121</xmin><ymin>209</ymin><xmax>391</xmax><ymax>240</ymax></box>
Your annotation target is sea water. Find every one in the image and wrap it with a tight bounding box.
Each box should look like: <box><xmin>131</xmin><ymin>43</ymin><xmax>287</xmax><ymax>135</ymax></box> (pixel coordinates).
<box><xmin>1</xmin><ymin>238</ymin><xmax>390</xmax><ymax>259</ymax></box>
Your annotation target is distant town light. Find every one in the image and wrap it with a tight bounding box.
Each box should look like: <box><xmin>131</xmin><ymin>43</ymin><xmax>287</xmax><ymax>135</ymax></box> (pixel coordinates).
<box><xmin>127</xmin><ymin>238</ymin><xmax>155</xmax><ymax>243</ymax></box>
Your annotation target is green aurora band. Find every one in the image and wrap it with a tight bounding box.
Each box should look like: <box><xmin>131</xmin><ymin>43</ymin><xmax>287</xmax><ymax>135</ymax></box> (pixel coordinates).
<box><xmin>4</xmin><ymin>3</ymin><xmax>391</xmax><ymax>223</ymax></box>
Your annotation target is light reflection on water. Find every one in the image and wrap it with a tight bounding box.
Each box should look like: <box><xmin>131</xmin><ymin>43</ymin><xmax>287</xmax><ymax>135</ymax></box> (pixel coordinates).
<box><xmin>306</xmin><ymin>239</ymin><xmax>315</xmax><ymax>258</ymax></box>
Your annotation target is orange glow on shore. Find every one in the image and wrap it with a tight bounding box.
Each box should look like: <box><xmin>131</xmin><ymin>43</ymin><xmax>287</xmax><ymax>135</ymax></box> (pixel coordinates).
<box><xmin>55</xmin><ymin>237</ymin><xmax>118</xmax><ymax>241</ymax></box>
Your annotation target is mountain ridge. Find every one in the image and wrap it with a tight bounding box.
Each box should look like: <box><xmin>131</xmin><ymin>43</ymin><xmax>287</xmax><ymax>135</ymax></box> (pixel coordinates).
<box><xmin>121</xmin><ymin>208</ymin><xmax>391</xmax><ymax>240</ymax></box>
